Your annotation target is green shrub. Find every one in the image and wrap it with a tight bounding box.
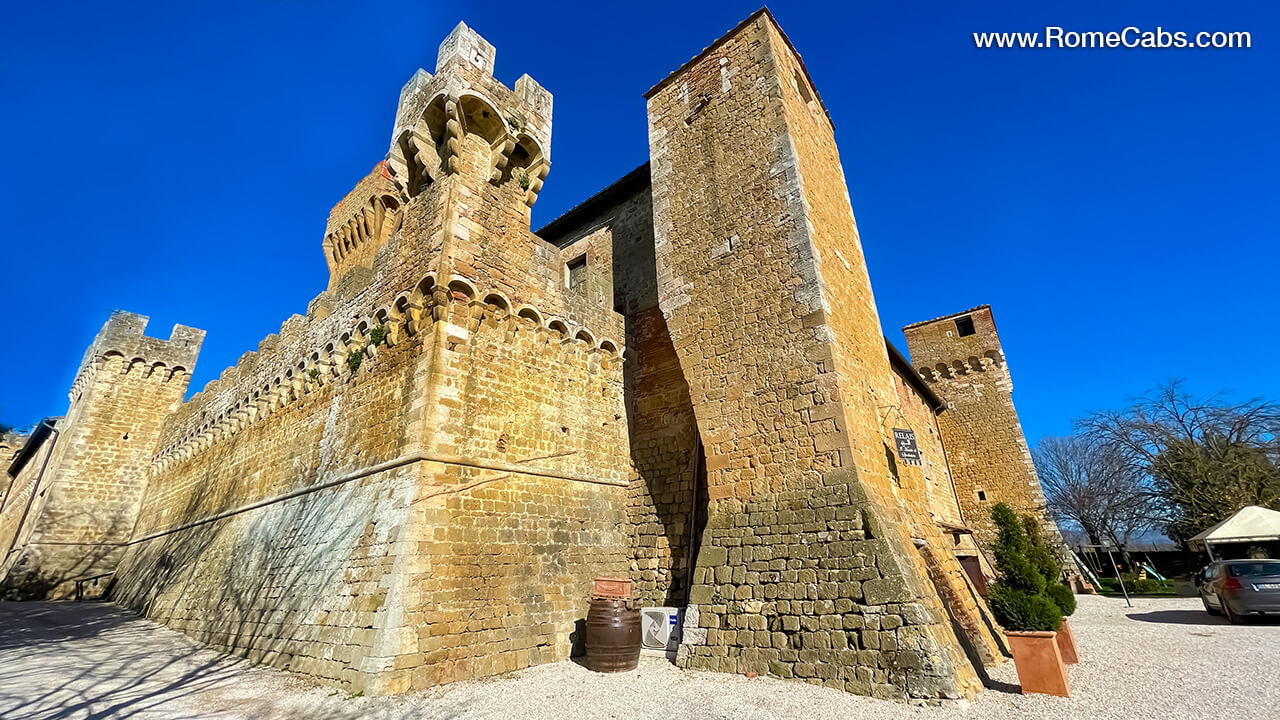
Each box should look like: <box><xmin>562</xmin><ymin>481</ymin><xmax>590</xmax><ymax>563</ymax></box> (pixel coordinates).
<box><xmin>369</xmin><ymin>325</ymin><xmax>386</xmax><ymax>346</ymax></box>
<box><xmin>1022</xmin><ymin>516</ymin><xmax>1063</xmax><ymax>582</ymax></box>
<box><xmin>986</xmin><ymin>503</ymin><xmax>1064</xmax><ymax>632</ymax></box>
<box><xmin>1046</xmin><ymin>582</ymin><xmax>1076</xmax><ymax>616</ymax></box>
<box><xmin>988</xmin><ymin>584</ymin><xmax>1063</xmax><ymax>633</ymax></box>
<box><xmin>346</xmin><ymin>348</ymin><xmax>364</xmax><ymax>373</ymax></box>
<box><xmin>1133</xmin><ymin>578</ymin><xmax>1162</xmax><ymax>594</ymax></box>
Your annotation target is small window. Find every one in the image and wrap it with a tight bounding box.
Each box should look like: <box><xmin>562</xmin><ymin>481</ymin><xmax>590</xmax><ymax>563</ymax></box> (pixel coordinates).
<box><xmin>567</xmin><ymin>254</ymin><xmax>587</xmax><ymax>289</ymax></box>
<box><xmin>977</xmin><ymin>490</ymin><xmax>987</xmax><ymax>501</ymax></box>
<box><xmin>955</xmin><ymin>316</ymin><xmax>976</xmax><ymax>337</ymax></box>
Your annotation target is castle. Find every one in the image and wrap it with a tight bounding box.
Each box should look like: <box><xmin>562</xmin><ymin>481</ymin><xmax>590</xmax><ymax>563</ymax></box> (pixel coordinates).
<box><xmin>1</xmin><ymin>10</ymin><xmax>1069</xmax><ymax>703</ymax></box>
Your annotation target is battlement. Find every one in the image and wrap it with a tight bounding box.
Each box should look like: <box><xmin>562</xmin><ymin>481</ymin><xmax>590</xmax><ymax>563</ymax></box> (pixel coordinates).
<box><xmin>386</xmin><ymin>22</ymin><xmax>553</xmax><ymax>209</ymax></box>
<box><xmin>323</xmin><ymin>163</ymin><xmax>406</xmax><ymax>290</ymax></box>
<box><xmin>69</xmin><ymin>311</ymin><xmax>205</xmax><ymax>402</ymax></box>
<box><xmin>156</xmin><ymin>270</ymin><xmax>622</xmax><ymax>473</ymax></box>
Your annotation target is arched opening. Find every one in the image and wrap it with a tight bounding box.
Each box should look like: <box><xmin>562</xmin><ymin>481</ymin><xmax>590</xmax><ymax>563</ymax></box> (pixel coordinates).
<box><xmin>574</xmin><ymin>329</ymin><xmax>596</xmax><ymax>346</ymax></box>
<box><xmin>599</xmin><ymin>340</ymin><xmax>619</xmax><ymax>355</ymax></box>
<box><xmin>458</xmin><ymin>93</ymin><xmax>505</xmax><ymax>145</ymax></box>
<box><xmin>547</xmin><ymin>319</ymin><xmax>569</xmax><ymax>338</ymax></box>
<box><xmin>517</xmin><ymin>306</ymin><xmax>543</xmax><ymax>326</ymax></box>
<box><xmin>448</xmin><ymin>277</ymin><xmax>477</xmax><ymax>301</ymax></box>
<box><xmin>483</xmin><ymin>293</ymin><xmax>510</xmax><ymax>313</ymax></box>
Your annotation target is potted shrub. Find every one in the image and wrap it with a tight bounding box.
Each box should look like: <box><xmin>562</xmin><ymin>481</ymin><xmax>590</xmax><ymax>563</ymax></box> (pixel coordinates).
<box><xmin>1024</xmin><ymin>516</ymin><xmax>1079</xmax><ymax>664</ymax></box>
<box><xmin>986</xmin><ymin>504</ymin><xmax>1070</xmax><ymax>697</ymax></box>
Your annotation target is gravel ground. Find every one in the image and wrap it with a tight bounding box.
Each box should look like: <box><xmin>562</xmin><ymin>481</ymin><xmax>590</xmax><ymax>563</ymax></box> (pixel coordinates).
<box><xmin>2</xmin><ymin>594</ymin><xmax>1276</xmax><ymax>720</ymax></box>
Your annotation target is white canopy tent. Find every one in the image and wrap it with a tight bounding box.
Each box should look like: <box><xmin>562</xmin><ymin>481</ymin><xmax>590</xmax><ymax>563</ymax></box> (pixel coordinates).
<box><xmin>1188</xmin><ymin>505</ymin><xmax>1280</xmax><ymax>560</ymax></box>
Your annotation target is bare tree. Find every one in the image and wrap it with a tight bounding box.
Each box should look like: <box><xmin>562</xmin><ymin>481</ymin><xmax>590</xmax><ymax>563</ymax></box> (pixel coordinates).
<box><xmin>1034</xmin><ymin>435</ymin><xmax>1157</xmax><ymax>546</ymax></box>
<box><xmin>1081</xmin><ymin>380</ymin><xmax>1280</xmax><ymax>545</ymax></box>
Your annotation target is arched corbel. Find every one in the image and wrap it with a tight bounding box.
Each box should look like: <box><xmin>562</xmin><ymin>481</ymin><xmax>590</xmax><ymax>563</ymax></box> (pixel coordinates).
<box><xmin>490</xmin><ymin>132</ymin><xmax>517</xmax><ymax>183</ymax></box>
<box><xmin>524</xmin><ymin>160</ymin><xmax>550</xmax><ymax>207</ymax></box>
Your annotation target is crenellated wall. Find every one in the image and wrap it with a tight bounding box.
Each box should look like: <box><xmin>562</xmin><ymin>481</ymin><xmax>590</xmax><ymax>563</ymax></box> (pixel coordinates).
<box><xmin>109</xmin><ymin>21</ymin><xmax>631</xmax><ymax>695</ymax></box>
<box><xmin>1</xmin><ymin>312</ymin><xmax>202</xmax><ymax>599</ymax></box>
<box><xmin>903</xmin><ymin>305</ymin><xmax>1073</xmax><ymax>575</ymax></box>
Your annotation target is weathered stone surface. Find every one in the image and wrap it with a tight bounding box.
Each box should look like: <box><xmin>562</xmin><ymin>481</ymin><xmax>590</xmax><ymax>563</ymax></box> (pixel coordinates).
<box><xmin>2</xmin><ymin>7</ymin><xmax>1069</xmax><ymax>705</ymax></box>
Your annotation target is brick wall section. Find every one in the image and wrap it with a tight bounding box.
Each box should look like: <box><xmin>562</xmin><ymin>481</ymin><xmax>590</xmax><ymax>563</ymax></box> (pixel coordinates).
<box><xmin>903</xmin><ymin>306</ymin><xmax>1072</xmax><ymax>567</ymax></box>
<box><xmin>644</xmin><ymin>11</ymin><xmax>991</xmax><ymax>701</ymax></box>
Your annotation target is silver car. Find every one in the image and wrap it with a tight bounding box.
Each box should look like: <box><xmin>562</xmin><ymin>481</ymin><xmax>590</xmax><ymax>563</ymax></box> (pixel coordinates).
<box><xmin>1199</xmin><ymin>559</ymin><xmax>1280</xmax><ymax>623</ymax></box>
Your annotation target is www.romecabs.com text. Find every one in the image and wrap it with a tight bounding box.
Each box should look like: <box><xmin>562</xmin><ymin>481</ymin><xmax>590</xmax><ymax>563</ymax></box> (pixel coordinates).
<box><xmin>974</xmin><ymin>26</ymin><xmax>1251</xmax><ymax>49</ymax></box>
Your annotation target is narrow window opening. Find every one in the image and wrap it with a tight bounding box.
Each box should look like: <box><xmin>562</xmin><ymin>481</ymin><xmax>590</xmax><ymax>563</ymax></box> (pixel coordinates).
<box><xmin>977</xmin><ymin>490</ymin><xmax>987</xmax><ymax>501</ymax></box>
<box><xmin>955</xmin><ymin>316</ymin><xmax>976</xmax><ymax>337</ymax></box>
<box><xmin>566</xmin><ymin>254</ymin><xmax>587</xmax><ymax>289</ymax></box>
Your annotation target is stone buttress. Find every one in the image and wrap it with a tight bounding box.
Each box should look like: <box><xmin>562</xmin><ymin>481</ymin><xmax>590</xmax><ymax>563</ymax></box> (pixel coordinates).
<box><xmin>644</xmin><ymin>10</ymin><xmax>997</xmax><ymax>700</ymax></box>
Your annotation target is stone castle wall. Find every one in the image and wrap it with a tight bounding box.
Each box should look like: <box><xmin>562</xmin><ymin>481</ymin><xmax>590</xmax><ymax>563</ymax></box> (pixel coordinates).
<box><xmin>5</xmin><ymin>11</ymin><xmax>1052</xmax><ymax>704</ymax></box>
<box><xmin>1</xmin><ymin>313</ymin><xmax>201</xmax><ymax>598</ymax></box>
<box><xmin>110</xmin><ymin>23</ymin><xmax>631</xmax><ymax>694</ymax></box>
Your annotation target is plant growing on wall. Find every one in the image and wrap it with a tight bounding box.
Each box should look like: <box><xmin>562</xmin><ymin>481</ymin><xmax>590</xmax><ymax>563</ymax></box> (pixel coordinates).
<box><xmin>986</xmin><ymin>503</ymin><xmax>1064</xmax><ymax>631</ymax></box>
<box><xmin>519</xmin><ymin>171</ymin><xmax>531</xmax><ymax>190</ymax></box>
<box><xmin>369</xmin><ymin>325</ymin><xmax>386</xmax><ymax>347</ymax></box>
<box><xmin>346</xmin><ymin>348</ymin><xmax>364</xmax><ymax>374</ymax></box>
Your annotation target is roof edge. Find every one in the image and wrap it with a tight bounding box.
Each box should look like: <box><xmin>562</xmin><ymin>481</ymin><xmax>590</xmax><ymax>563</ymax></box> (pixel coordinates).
<box><xmin>902</xmin><ymin>304</ymin><xmax>993</xmax><ymax>332</ymax></box>
<box><xmin>885</xmin><ymin>339</ymin><xmax>946</xmax><ymax>413</ymax></box>
<box><xmin>642</xmin><ymin>7</ymin><xmax>833</xmax><ymax>128</ymax></box>
<box><xmin>6</xmin><ymin>417</ymin><xmax>60</xmax><ymax>479</ymax></box>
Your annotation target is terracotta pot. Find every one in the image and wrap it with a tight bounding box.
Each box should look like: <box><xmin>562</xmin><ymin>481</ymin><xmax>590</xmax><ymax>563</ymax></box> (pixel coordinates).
<box><xmin>592</xmin><ymin>576</ymin><xmax>633</xmax><ymax>600</ymax></box>
<box><xmin>1005</xmin><ymin>630</ymin><xmax>1071</xmax><ymax>697</ymax></box>
<box><xmin>1056</xmin><ymin>618</ymin><xmax>1079</xmax><ymax>664</ymax></box>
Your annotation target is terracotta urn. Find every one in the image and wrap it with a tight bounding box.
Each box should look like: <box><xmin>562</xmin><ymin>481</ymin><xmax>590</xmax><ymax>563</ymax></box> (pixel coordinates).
<box><xmin>1056</xmin><ymin>618</ymin><xmax>1079</xmax><ymax>664</ymax></box>
<box><xmin>1005</xmin><ymin>630</ymin><xmax>1071</xmax><ymax>697</ymax></box>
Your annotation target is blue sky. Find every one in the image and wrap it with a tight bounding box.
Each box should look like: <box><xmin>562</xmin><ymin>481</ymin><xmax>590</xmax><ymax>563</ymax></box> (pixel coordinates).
<box><xmin>1</xmin><ymin>1</ymin><xmax>1277</xmax><ymax>447</ymax></box>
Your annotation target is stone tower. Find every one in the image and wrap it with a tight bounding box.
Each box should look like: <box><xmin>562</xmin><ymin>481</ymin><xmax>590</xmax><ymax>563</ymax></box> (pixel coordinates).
<box><xmin>902</xmin><ymin>306</ymin><xmax>1066</xmax><ymax>556</ymax></box>
<box><xmin>1</xmin><ymin>311</ymin><xmax>203</xmax><ymax>598</ymax></box>
<box><xmin>645</xmin><ymin>10</ymin><xmax>989</xmax><ymax>700</ymax></box>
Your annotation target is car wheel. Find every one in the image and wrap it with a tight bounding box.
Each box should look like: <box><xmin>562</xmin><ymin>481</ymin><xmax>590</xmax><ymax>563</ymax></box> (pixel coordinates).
<box><xmin>1202</xmin><ymin>596</ymin><xmax>1221</xmax><ymax>615</ymax></box>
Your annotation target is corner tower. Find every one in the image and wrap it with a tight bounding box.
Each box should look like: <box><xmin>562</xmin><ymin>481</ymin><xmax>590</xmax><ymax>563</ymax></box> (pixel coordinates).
<box><xmin>1</xmin><ymin>311</ymin><xmax>202</xmax><ymax>598</ymax></box>
<box><xmin>902</xmin><ymin>306</ymin><xmax>1067</xmax><ymax>557</ymax></box>
<box><xmin>646</xmin><ymin>10</ymin><xmax>989</xmax><ymax>700</ymax></box>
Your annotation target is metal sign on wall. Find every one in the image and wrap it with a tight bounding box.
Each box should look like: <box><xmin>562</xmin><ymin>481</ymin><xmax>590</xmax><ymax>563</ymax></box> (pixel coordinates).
<box><xmin>892</xmin><ymin>428</ymin><xmax>922</xmax><ymax>466</ymax></box>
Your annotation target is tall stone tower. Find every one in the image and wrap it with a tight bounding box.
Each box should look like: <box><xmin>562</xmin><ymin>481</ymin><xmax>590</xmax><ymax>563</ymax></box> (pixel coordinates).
<box><xmin>645</xmin><ymin>10</ymin><xmax>988</xmax><ymax>700</ymax></box>
<box><xmin>902</xmin><ymin>306</ymin><xmax>1065</xmax><ymax>556</ymax></box>
<box><xmin>0</xmin><ymin>311</ymin><xmax>202</xmax><ymax>598</ymax></box>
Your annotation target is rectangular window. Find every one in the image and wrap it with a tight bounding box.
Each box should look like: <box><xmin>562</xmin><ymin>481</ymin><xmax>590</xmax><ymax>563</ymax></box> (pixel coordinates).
<box><xmin>567</xmin><ymin>254</ymin><xmax>587</xmax><ymax>289</ymax></box>
<box><xmin>977</xmin><ymin>490</ymin><xmax>987</xmax><ymax>501</ymax></box>
<box><xmin>955</xmin><ymin>316</ymin><xmax>976</xmax><ymax>337</ymax></box>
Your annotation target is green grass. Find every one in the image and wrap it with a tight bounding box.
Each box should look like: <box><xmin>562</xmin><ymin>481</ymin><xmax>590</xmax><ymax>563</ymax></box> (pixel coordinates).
<box><xmin>1095</xmin><ymin>577</ymin><xmax>1178</xmax><ymax>597</ymax></box>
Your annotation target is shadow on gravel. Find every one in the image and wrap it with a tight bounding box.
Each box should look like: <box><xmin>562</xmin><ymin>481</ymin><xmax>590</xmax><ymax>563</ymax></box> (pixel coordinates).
<box><xmin>1125</xmin><ymin>610</ymin><xmax>1280</xmax><ymax>626</ymax></box>
<box><xmin>1125</xmin><ymin>610</ymin><xmax>1227</xmax><ymax>625</ymax></box>
<box><xmin>0</xmin><ymin>601</ymin><xmax>244</xmax><ymax>720</ymax></box>
<box><xmin>980</xmin><ymin>678</ymin><xmax>1022</xmax><ymax>695</ymax></box>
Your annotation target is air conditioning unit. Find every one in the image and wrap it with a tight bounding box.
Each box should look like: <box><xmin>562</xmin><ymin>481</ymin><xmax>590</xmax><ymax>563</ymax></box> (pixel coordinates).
<box><xmin>641</xmin><ymin>606</ymin><xmax>682</xmax><ymax>655</ymax></box>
